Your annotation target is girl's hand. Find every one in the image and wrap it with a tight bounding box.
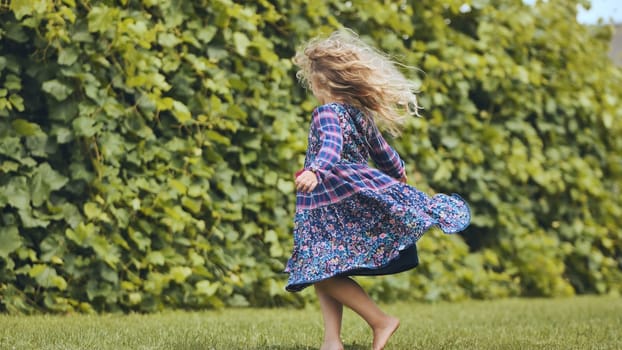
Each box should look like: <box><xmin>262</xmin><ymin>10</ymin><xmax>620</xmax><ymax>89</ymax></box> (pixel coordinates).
<box><xmin>295</xmin><ymin>170</ymin><xmax>319</xmax><ymax>193</ymax></box>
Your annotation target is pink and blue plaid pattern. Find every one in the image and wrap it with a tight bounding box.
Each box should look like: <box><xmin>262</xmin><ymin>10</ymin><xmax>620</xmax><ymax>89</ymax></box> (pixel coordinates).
<box><xmin>296</xmin><ymin>103</ymin><xmax>405</xmax><ymax>209</ymax></box>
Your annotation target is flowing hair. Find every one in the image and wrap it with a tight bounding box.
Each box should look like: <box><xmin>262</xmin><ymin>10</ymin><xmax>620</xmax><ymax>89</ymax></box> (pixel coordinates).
<box><xmin>293</xmin><ymin>29</ymin><xmax>421</xmax><ymax>135</ymax></box>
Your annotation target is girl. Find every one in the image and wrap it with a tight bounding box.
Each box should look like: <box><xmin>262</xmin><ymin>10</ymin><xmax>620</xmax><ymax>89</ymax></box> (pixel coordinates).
<box><xmin>285</xmin><ymin>29</ymin><xmax>471</xmax><ymax>350</ymax></box>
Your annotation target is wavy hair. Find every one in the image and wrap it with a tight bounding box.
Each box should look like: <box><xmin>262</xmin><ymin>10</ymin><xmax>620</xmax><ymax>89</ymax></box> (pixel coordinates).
<box><xmin>293</xmin><ymin>29</ymin><xmax>421</xmax><ymax>135</ymax></box>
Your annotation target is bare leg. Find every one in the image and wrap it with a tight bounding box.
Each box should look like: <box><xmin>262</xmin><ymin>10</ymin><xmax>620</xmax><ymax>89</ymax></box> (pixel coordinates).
<box><xmin>315</xmin><ymin>285</ymin><xmax>345</xmax><ymax>350</ymax></box>
<box><xmin>315</xmin><ymin>277</ymin><xmax>400</xmax><ymax>350</ymax></box>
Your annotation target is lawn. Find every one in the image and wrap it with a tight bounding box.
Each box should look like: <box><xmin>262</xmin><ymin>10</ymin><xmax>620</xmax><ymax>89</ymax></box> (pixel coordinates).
<box><xmin>0</xmin><ymin>296</ymin><xmax>620</xmax><ymax>349</ymax></box>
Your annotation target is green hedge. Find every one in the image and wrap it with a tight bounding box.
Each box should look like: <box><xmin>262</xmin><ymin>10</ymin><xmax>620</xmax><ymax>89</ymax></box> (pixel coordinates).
<box><xmin>0</xmin><ymin>0</ymin><xmax>620</xmax><ymax>313</ymax></box>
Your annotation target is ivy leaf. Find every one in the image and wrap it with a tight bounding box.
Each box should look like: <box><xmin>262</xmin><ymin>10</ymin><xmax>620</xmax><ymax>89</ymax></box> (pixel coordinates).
<box><xmin>99</xmin><ymin>132</ymin><xmax>125</xmax><ymax>162</ymax></box>
<box><xmin>276</xmin><ymin>178</ymin><xmax>294</xmax><ymax>194</ymax></box>
<box><xmin>0</xmin><ymin>137</ymin><xmax>23</xmax><ymax>158</ymax></box>
<box><xmin>12</xmin><ymin>119</ymin><xmax>41</xmax><ymax>136</ymax></box>
<box><xmin>51</xmin><ymin>126</ymin><xmax>74</xmax><ymax>144</ymax></box>
<box><xmin>29</xmin><ymin>264</ymin><xmax>67</xmax><ymax>290</ymax></box>
<box><xmin>158</xmin><ymin>33</ymin><xmax>181</xmax><ymax>48</ymax></box>
<box><xmin>207</xmin><ymin>47</ymin><xmax>228</xmax><ymax>61</ymax></box>
<box><xmin>49</xmin><ymin>100</ymin><xmax>78</xmax><ymax>122</ymax></box>
<box><xmin>87</xmin><ymin>6</ymin><xmax>120</xmax><ymax>33</ymax></box>
<box><xmin>58</xmin><ymin>47</ymin><xmax>79</xmax><ymax>66</ymax></box>
<box><xmin>5</xmin><ymin>74</ymin><xmax>22</xmax><ymax>91</ymax></box>
<box><xmin>196</xmin><ymin>280</ymin><xmax>219</xmax><ymax>296</ymax></box>
<box><xmin>128</xmin><ymin>292</ymin><xmax>142</xmax><ymax>305</ymax></box>
<box><xmin>91</xmin><ymin>235</ymin><xmax>120</xmax><ymax>266</ymax></box>
<box><xmin>205</xmin><ymin>130</ymin><xmax>230</xmax><ymax>145</ymax></box>
<box><xmin>9</xmin><ymin>94</ymin><xmax>25</xmax><ymax>111</ymax></box>
<box><xmin>30</xmin><ymin>163</ymin><xmax>69</xmax><ymax>207</ymax></box>
<box><xmin>72</xmin><ymin>116</ymin><xmax>100</xmax><ymax>137</ymax></box>
<box><xmin>2</xmin><ymin>22</ymin><xmax>28</xmax><ymax>43</ymax></box>
<box><xmin>240</xmin><ymin>151</ymin><xmax>256</xmax><ymax>165</ymax></box>
<box><xmin>196</xmin><ymin>26</ymin><xmax>217</xmax><ymax>44</ymax></box>
<box><xmin>128</xmin><ymin>228</ymin><xmax>150</xmax><ymax>252</ymax></box>
<box><xmin>181</xmin><ymin>196</ymin><xmax>202</xmax><ymax>214</ymax></box>
<box><xmin>172</xmin><ymin>100</ymin><xmax>192</xmax><ymax>124</ymax></box>
<box><xmin>0</xmin><ymin>226</ymin><xmax>22</xmax><ymax>259</ymax></box>
<box><xmin>65</xmin><ymin>222</ymin><xmax>98</xmax><ymax>246</ymax></box>
<box><xmin>42</xmin><ymin>80</ymin><xmax>73</xmax><ymax>101</ymax></box>
<box><xmin>269</xmin><ymin>243</ymin><xmax>283</xmax><ymax>258</ymax></box>
<box><xmin>83</xmin><ymin>202</ymin><xmax>102</xmax><ymax>219</ymax></box>
<box><xmin>100</xmin><ymin>265</ymin><xmax>119</xmax><ymax>284</ymax></box>
<box><xmin>146</xmin><ymin>251</ymin><xmax>166</xmax><ymax>266</ymax></box>
<box><xmin>9</xmin><ymin>0</ymin><xmax>47</xmax><ymax>20</ymax></box>
<box><xmin>61</xmin><ymin>203</ymin><xmax>83</xmax><ymax>229</ymax></box>
<box><xmin>25</xmin><ymin>133</ymin><xmax>48</xmax><ymax>158</ymax></box>
<box><xmin>441</xmin><ymin>135</ymin><xmax>460</xmax><ymax>149</ymax></box>
<box><xmin>264</xmin><ymin>230</ymin><xmax>278</xmax><ymax>244</ymax></box>
<box><xmin>18</xmin><ymin>207</ymin><xmax>50</xmax><ymax>228</ymax></box>
<box><xmin>233</xmin><ymin>32</ymin><xmax>250</xmax><ymax>56</ymax></box>
<box><xmin>39</xmin><ymin>234</ymin><xmax>65</xmax><ymax>263</ymax></box>
<box><xmin>4</xmin><ymin>176</ymin><xmax>30</xmax><ymax>209</ymax></box>
<box><xmin>0</xmin><ymin>160</ymin><xmax>20</xmax><ymax>174</ymax></box>
<box><xmin>169</xmin><ymin>266</ymin><xmax>192</xmax><ymax>283</ymax></box>
<box><xmin>602</xmin><ymin>112</ymin><xmax>612</xmax><ymax>129</ymax></box>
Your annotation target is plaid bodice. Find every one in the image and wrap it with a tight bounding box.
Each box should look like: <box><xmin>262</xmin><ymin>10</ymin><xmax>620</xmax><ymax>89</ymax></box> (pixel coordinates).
<box><xmin>296</xmin><ymin>103</ymin><xmax>405</xmax><ymax>210</ymax></box>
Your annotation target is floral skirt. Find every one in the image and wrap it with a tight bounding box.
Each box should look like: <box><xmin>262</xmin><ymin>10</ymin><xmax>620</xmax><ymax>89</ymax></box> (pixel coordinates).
<box><xmin>285</xmin><ymin>183</ymin><xmax>470</xmax><ymax>292</ymax></box>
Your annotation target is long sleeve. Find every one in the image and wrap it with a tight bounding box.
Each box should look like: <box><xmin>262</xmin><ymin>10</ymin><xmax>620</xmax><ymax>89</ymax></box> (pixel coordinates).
<box><xmin>366</xmin><ymin>121</ymin><xmax>405</xmax><ymax>180</ymax></box>
<box><xmin>308</xmin><ymin>106</ymin><xmax>343</xmax><ymax>182</ymax></box>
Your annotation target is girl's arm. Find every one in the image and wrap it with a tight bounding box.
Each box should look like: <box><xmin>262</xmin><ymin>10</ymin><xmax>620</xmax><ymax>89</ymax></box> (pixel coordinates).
<box><xmin>307</xmin><ymin>105</ymin><xmax>343</xmax><ymax>182</ymax></box>
<box><xmin>366</xmin><ymin>122</ymin><xmax>405</xmax><ymax>180</ymax></box>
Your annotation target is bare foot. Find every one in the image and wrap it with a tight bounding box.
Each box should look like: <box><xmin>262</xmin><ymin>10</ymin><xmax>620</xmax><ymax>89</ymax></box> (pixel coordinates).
<box><xmin>372</xmin><ymin>316</ymin><xmax>400</xmax><ymax>350</ymax></box>
<box><xmin>320</xmin><ymin>340</ymin><xmax>344</xmax><ymax>350</ymax></box>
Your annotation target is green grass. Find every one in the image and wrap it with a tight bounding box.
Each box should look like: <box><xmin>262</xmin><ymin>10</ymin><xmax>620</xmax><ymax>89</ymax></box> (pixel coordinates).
<box><xmin>0</xmin><ymin>296</ymin><xmax>620</xmax><ymax>349</ymax></box>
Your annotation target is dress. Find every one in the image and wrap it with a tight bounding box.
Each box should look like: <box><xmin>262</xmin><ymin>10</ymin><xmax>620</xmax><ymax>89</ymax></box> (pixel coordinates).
<box><xmin>284</xmin><ymin>103</ymin><xmax>471</xmax><ymax>292</ymax></box>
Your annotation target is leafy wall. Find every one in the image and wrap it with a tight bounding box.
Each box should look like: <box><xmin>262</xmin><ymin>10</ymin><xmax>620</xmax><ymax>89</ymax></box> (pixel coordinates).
<box><xmin>0</xmin><ymin>0</ymin><xmax>620</xmax><ymax>313</ymax></box>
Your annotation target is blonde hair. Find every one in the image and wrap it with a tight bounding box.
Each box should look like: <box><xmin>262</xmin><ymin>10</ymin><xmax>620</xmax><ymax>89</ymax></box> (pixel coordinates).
<box><xmin>293</xmin><ymin>29</ymin><xmax>421</xmax><ymax>135</ymax></box>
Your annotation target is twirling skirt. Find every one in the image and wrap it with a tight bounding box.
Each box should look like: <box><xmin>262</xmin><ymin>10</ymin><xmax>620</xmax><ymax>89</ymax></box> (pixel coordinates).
<box><xmin>284</xmin><ymin>183</ymin><xmax>470</xmax><ymax>292</ymax></box>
